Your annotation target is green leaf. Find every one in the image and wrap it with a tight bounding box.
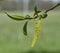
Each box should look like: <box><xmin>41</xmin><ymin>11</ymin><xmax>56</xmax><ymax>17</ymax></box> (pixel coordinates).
<box><xmin>5</xmin><ymin>12</ymin><xmax>25</xmax><ymax>21</ymax></box>
<box><xmin>23</xmin><ymin>21</ymin><xmax>28</xmax><ymax>36</ymax></box>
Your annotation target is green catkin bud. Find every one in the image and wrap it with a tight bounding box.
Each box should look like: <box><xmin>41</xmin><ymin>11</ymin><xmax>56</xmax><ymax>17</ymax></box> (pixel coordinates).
<box><xmin>38</xmin><ymin>12</ymin><xmax>47</xmax><ymax>19</ymax></box>
<box><xmin>32</xmin><ymin>20</ymin><xmax>41</xmax><ymax>48</ymax></box>
<box><xmin>25</xmin><ymin>15</ymin><xmax>31</xmax><ymax>19</ymax></box>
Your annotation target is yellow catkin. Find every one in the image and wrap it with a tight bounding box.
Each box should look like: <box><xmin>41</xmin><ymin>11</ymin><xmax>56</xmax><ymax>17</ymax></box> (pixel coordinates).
<box><xmin>32</xmin><ymin>20</ymin><xmax>41</xmax><ymax>48</ymax></box>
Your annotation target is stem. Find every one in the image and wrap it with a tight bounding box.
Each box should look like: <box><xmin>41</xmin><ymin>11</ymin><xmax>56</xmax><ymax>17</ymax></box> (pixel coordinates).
<box><xmin>45</xmin><ymin>3</ymin><xmax>60</xmax><ymax>13</ymax></box>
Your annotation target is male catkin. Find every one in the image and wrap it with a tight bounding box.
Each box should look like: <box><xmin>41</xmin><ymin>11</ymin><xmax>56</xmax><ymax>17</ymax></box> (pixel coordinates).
<box><xmin>32</xmin><ymin>20</ymin><xmax>41</xmax><ymax>48</ymax></box>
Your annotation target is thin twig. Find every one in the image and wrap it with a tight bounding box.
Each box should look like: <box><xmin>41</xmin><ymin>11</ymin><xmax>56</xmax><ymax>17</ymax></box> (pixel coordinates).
<box><xmin>45</xmin><ymin>3</ymin><xmax>60</xmax><ymax>13</ymax></box>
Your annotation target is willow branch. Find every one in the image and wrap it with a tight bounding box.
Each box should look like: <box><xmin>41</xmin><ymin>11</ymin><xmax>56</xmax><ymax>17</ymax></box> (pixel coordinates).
<box><xmin>45</xmin><ymin>3</ymin><xmax>60</xmax><ymax>13</ymax></box>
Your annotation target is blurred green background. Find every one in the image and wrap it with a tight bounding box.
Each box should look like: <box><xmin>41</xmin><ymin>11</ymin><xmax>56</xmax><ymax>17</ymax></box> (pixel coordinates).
<box><xmin>0</xmin><ymin>0</ymin><xmax>60</xmax><ymax>53</ymax></box>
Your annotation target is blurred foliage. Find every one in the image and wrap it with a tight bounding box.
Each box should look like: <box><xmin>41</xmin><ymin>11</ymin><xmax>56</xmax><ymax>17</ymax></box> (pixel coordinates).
<box><xmin>0</xmin><ymin>11</ymin><xmax>60</xmax><ymax>53</ymax></box>
<box><xmin>0</xmin><ymin>0</ymin><xmax>60</xmax><ymax>11</ymax></box>
<box><xmin>0</xmin><ymin>0</ymin><xmax>5</xmax><ymax>1</ymax></box>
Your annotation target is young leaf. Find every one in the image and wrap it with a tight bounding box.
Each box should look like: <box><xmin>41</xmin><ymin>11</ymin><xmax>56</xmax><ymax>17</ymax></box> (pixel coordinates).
<box><xmin>34</xmin><ymin>6</ymin><xmax>37</xmax><ymax>13</ymax></box>
<box><xmin>23</xmin><ymin>20</ymin><xmax>28</xmax><ymax>36</ymax></box>
<box><xmin>34</xmin><ymin>6</ymin><xmax>38</xmax><ymax>16</ymax></box>
<box><xmin>5</xmin><ymin>12</ymin><xmax>25</xmax><ymax>20</ymax></box>
<box><xmin>34</xmin><ymin>6</ymin><xmax>41</xmax><ymax>18</ymax></box>
<box><xmin>34</xmin><ymin>6</ymin><xmax>41</xmax><ymax>14</ymax></box>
